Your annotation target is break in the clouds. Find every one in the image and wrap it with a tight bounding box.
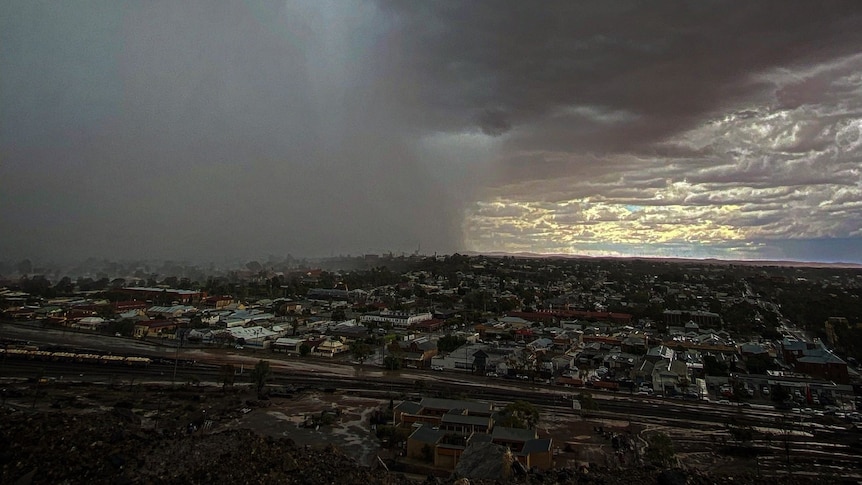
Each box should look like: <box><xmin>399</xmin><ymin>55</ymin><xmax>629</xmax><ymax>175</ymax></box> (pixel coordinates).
<box><xmin>2</xmin><ymin>2</ymin><xmax>862</xmax><ymax>263</ymax></box>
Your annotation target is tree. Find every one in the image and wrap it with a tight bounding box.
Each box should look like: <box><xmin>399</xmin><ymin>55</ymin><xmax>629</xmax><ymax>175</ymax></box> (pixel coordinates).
<box><xmin>350</xmin><ymin>341</ymin><xmax>372</xmax><ymax>366</ymax></box>
<box><xmin>744</xmin><ymin>353</ymin><xmax>774</xmax><ymax>374</ymax></box>
<box><xmin>299</xmin><ymin>343</ymin><xmax>311</xmax><ymax>356</ymax></box>
<box><xmin>703</xmin><ymin>354</ymin><xmax>729</xmax><ymax>376</ymax></box>
<box><xmin>644</xmin><ymin>432</ymin><xmax>676</xmax><ymax>466</ymax></box>
<box><xmin>331</xmin><ymin>307</ymin><xmax>347</xmax><ymax>321</ymax></box>
<box><xmin>220</xmin><ymin>364</ymin><xmax>236</xmax><ymax>392</ymax></box>
<box><xmin>576</xmin><ymin>391</ymin><xmax>599</xmax><ymax>411</ymax></box>
<box><xmin>436</xmin><ymin>334</ymin><xmax>466</xmax><ymax>354</ymax></box>
<box><xmin>383</xmin><ymin>354</ymin><xmax>403</xmax><ymax>370</ymax></box>
<box><xmin>498</xmin><ymin>400</ymin><xmax>540</xmax><ymax>429</ymax></box>
<box><xmin>250</xmin><ymin>360</ymin><xmax>272</xmax><ymax>397</ymax></box>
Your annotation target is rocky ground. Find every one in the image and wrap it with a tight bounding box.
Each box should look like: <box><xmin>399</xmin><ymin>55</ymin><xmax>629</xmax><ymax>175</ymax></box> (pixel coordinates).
<box><xmin>0</xmin><ymin>408</ymin><xmax>390</xmax><ymax>484</ymax></box>
<box><xmin>0</xmin><ymin>380</ymin><xmax>842</xmax><ymax>484</ymax></box>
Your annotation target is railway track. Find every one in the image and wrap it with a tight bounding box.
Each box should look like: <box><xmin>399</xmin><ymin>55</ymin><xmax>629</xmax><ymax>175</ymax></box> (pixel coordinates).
<box><xmin>3</xmin><ymin>349</ymin><xmax>860</xmax><ymax>477</ymax></box>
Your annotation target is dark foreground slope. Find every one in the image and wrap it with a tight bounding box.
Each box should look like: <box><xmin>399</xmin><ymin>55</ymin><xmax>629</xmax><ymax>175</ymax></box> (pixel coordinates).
<box><xmin>0</xmin><ymin>408</ymin><xmax>387</xmax><ymax>485</ymax></box>
<box><xmin>1</xmin><ymin>407</ymin><xmax>834</xmax><ymax>485</ymax></box>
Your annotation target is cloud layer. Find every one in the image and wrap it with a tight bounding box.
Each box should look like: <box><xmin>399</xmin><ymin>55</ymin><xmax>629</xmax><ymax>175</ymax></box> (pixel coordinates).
<box><xmin>3</xmin><ymin>1</ymin><xmax>862</xmax><ymax>263</ymax></box>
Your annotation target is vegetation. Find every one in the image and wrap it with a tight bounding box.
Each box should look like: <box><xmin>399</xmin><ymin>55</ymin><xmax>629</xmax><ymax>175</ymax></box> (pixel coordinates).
<box><xmin>644</xmin><ymin>432</ymin><xmax>676</xmax><ymax>466</ymax></box>
<box><xmin>220</xmin><ymin>364</ymin><xmax>235</xmax><ymax>392</ymax></box>
<box><xmin>576</xmin><ymin>391</ymin><xmax>599</xmax><ymax>411</ymax></box>
<box><xmin>350</xmin><ymin>341</ymin><xmax>372</xmax><ymax>365</ymax></box>
<box><xmin>498</xmin><ymin>400</ymin><xmax>540</xmax><ymax>429</ymax></box>
<box><xmin>703</xmin><ymin>355</ymin><xmax>729</xmax><ymax>377</ymax></box>
<box><xmin>299</xmin><ymin>343</ymin><xmax>311</xmax><ymax>357</ymax></box>
<box><xmin>375</xmin><ymin>425</ymin><xmax>411</xmax><ymax>448</ymax></box>
<box><xmin>743</xmin><ymin>353</ymin><xmax>776</xmax><ymax>374</ymax></box>
<box><xmin>436</xmin><ymin>334</ymin><xmax>466</xmax><ymax>354</ymax></box>
<box><xmin>383</xmin><ymin>354</ymin><xmax>402</xmax><ymax>370</ymax></box>
<box><xmin>249</xmin><ymin>360</ymin><xmax>272</xmax><ymax>397</ymax></box>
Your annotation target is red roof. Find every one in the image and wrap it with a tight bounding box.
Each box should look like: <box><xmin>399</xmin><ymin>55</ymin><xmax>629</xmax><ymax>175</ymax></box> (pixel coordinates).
<box><xmin>412</xmin><ymin>318</ymin><xmax>445</xmax><ymax>330</ymax></box>
<box><xmin>113</xmin><ymin>301</ymin><xmax>148</xmax><ymax>310</ymax></box>
<box><xmin>137</xmin><ymin>320</ymin><xmax>176</xmax><ymax>329</ymax></box>
<box><xmin>508</xmin><ymin>310</ymin><xmax>632</xmax><ymax>323</ymax></box>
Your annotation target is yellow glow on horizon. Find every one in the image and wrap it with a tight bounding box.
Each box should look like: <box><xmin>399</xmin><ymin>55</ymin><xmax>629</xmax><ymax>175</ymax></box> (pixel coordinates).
<box><xmin>464</xmin><ymin>198</ymin><xmax>747</xmax><ymax>254</ymax></box>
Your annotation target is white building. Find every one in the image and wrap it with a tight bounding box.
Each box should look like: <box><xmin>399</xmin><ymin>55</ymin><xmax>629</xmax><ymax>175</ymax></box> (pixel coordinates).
<box><xmin>228</xmin><ymin>326</ymin><xmax>278</xmax><ymax>348</ymax></box>
<box><xmin>360</xmin><ymin>311</ymin><xmax>432</xmax><ymax>328</ymax></box>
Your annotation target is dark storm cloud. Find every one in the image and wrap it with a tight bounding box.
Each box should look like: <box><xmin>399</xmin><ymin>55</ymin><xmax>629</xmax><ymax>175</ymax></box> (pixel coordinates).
<box><xmin>380</xmin><ymin>0</ymin><xmax>862</xmax><ymax>158</ymax></box>
<box><xmin>476</xmin><ymin>109</ymin><xmax>511</xmax><ymax>137</ymax></box>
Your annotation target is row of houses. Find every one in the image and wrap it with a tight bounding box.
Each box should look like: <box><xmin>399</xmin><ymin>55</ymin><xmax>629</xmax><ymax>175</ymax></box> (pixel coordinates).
<box><xmin>395</xmin><ymin>397</ymin><xmax>552</xmax><ymax>471</ymax></box>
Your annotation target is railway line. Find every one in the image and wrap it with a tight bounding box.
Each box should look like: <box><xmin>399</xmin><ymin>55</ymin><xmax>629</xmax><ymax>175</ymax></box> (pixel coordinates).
<box><xmin>2</xmin><ymin>342</ymin><xmax>860</xmax><ymax>478</ymax></box>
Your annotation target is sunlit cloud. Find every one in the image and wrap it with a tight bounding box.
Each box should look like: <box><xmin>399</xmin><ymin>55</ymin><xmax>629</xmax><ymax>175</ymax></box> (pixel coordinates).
<box><xmin>466</xmin><ymin>53</ymin><xmax>862</xmax><ymax>261</ymax></box>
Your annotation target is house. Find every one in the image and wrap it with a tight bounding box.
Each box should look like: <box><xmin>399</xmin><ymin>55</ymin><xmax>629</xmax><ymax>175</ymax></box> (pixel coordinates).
<box><xmin>527</xmin><ymin>338</ymin><xmax>554</xmax><ymax>352</ymax></box>
<box><xmin>553</xmin><ymin>331</ymin><xmax>581</xmax><ymax>351</ymax></box>
<box><xmin>329</xmin><ymin>323</ymin><xmax>368</xmax><ymax>341</ymax></box>
<box><xmin>406</xmin><ymin>424</ymin><xmax>446</xmax><ymax>461</ymax></box>
<box><xmin>147</xmin><ymin>305</ymin><xmax>195</xmax><ymax>319</ymax></box>
<box><xmin>315</xmin><ymin>338</ymin><xmax>347</xmax><ymax>357</ymax></box>
<box><xmin>405</xmin><ymin>425</ymin><xmax>475</xmax><ymax>470</ymax></box>
<box><xmin>411</xmin><ymin>318</ymin><xmax>447</xmax><ymax>332</ymax></box>
<box><xmin>644</xmin><ymin>345</ymin><xmax>675</xmax><ymax>362</ymax></box>
<box><xmin>518</xmin><ymin>438</ymin><xmax>553</xmax><ymax>470</ymax></box>
<box><xmin>651</xmin><ymin>360</ymin><xmax>690</xmax><ymax>395</ymax></box>
<box><xmin>133</xmin><ymin>320</ymin><xmax>178</xmax><ymax>339</ymax></box>
<box><xmin>361</xmin><ymin>310</ymin><xmax>432</xmax><ymax>328</ymax></box>
<box><xmin>393</xmin><ymin>401</ymin><xmax>427</xmax><ymax>427</ymax></box>
<box><xmin>440</xmin><ymin>411</ymin><xmax>493</xmax><ymax>435</ymax></box>
<box><xmin>663</xmin><ymin>310</ymin><xmax>721</xmax><ymax>328</ymax></box>
<box><xmin>276</xmin><ymin>300</ymin><xmax>303</xmax><ymax>314</ymax></box>
<box><xmin>187</xmin><ymin>328</ymin><xmax>214</xmax><ymax>344</ymax></box>
<box><xmin>739</xmin><ymin>342</ymin><xmax>768</xmax><ymax>356</ymax></box>
<box><xmin>272</xmin><ymin>337</ymin><xmax>305</xmax><ymax>354</ymax></box>
<box><xmin>390</xmin><ymin>337</ymin><xmax>438</xmax><ymax>369</ymax></box>
<box><xmin>402</xmin><ymin>395</ymin><xmax>550</xmax><ymax>471</ymax></box>
<box><xmin>118</xmin><ymin>309</ymin><xmax>147</xmax><ymax>320</ymax></box>
<box><xmin>510</xmin><ymin>310</ymin><xmax>632</xmax><ymax>325</ymax></box>
<box><xmin>120</xmin><ymin>287</ymin><xmax>203</xmax><ymax>305</ymax></box>
<box><xmin>491</xmin><ymin>426</ymin><xmax>538</xmax><ymax>453</ymax></box>
<box><xmin>228</xmin><ymin>326</ymin><xmax>278</xmax><ymax>348</ymax></box>
<box><xmin>74</xmin><ymin>316</ymin><xmax>106</xmax><ymax>331</ymax></box>
<box><xmin>394</xmin><ymin>397</ymin><xmax>494</xmax><ymax>428</ymax></box>
<box><xmin>621</xmin><ymin>335</ymin><xmax>648</xmax><ymax>354</ymax></box>
<box><xmin>781</xmin><ymin>338</ymin><xmax>849</xmax><ymax>383</ymax></box>
<box><xmin>203</xmin><ymin>295</ymin><xmax>234</xmax><ymax>309</ymax></box>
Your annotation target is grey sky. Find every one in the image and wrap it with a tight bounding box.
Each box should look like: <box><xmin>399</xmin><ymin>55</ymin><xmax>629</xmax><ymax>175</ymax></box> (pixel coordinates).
<box><xmin>3</xmin><ymin>1</ymin><xmax>862</xmax><ymax>263</ymax></box>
